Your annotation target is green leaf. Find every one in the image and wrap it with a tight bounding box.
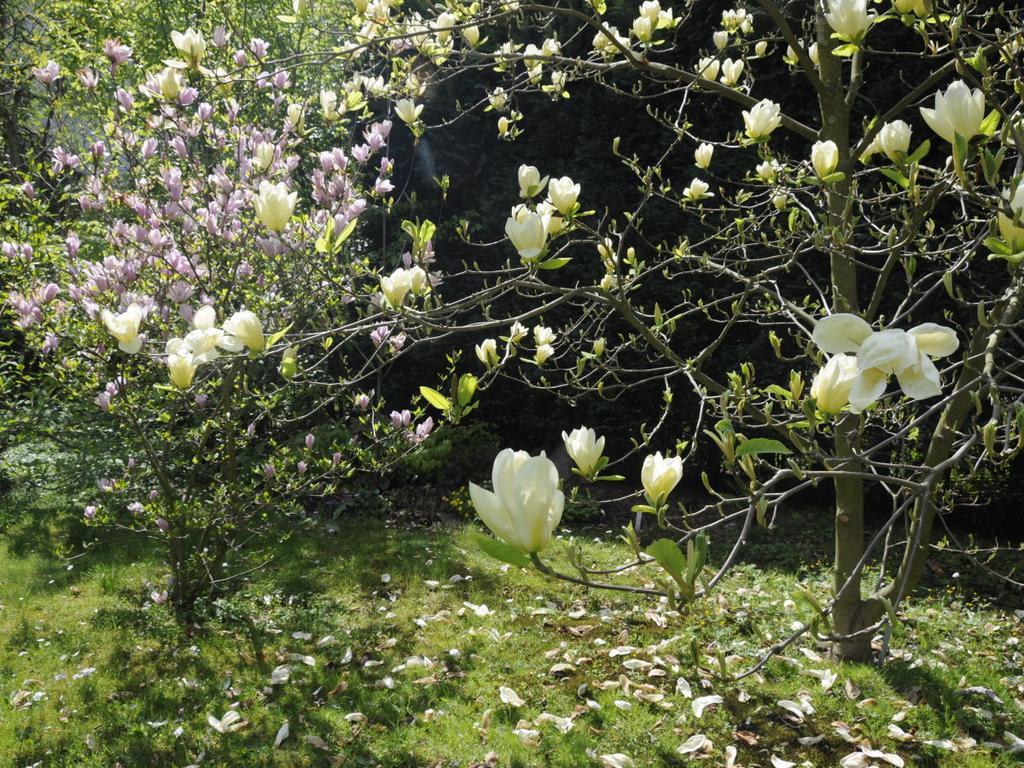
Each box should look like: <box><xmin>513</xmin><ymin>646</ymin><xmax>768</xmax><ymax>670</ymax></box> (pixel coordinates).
<box><xmin>831</xmin><ymin>43</ymin><xmax>859</xmax><ymax>57</ymax></box>
<box><xmin>631</xmin><ymin>504</ymin><xmax>656</xmax><ymax>515</ymax></box>
<box><xmin>265</xmin><ymin>323</ymin><xmax>293</xmax><ymax>350</ymax></box>
<box><xmin>908</xmin><ymin>139</ymin><xmax>931</xmax><ymax>164</ymax></box>
<box><xmin>735</xmin><ymin>438</ymin><xmax>792</xmax><ymax>457</ymax></box>
<box><xmin>979</xmin><ymin>108</ymin><xmax>1000</xmax><ymax>137</ymax></box>
<box><xmin>821</xmin><ymin>171</ymin><xmax>847</xmax><ymax>184</ymax></box>
<box><xmin>537</xmin><ymin>256</ymin><xmax>571</xmax><ymax>270</ymax></box>
<box><xmin>646</xmin><ymin>538</ymin><xmax>686</xmax><ymax>584</ymax></box>
<box><xmin>419</xmin><ymin>386</ymin><xmax>451</xmax><ymax>412</ymax></box>
<box><xmin>472</xmin><ymin>532</ymin><xmax>531</xmax><ymax>567</ymax></box>
<box><xmin>878</xmin><ymin>167</ymin><xmax>910</xmax><ymax>190</ymax></box>
<box><xmin>984</xmin><ymin>237</ymin><xmax>1013</xmax><ymax>256</ymax></box>
<box><xmin>335</xmin><ymin>218</ymin><xmax>358</xmax><ymax>246</ymax></box>
<box><xmin>595</xmin><ymin>474</ymin><xmax>625</xmax><ymax>481</ymax></box>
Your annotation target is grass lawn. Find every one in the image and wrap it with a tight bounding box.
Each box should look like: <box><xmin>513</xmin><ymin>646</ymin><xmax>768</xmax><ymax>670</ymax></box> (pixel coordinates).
<box><xmin>1</xmin><ymin>490</ymin><xmax>1023</xmax><ymax>767</ymax></box>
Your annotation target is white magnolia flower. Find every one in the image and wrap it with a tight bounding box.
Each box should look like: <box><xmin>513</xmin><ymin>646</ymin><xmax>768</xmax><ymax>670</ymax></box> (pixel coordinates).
<box><xmin>742</xmin><ymin>99</ymin><xmax>782</xmax><ymax>140</ymax></box>
<box><xmin>696</xmin><ymin>57</ymin><xmax>720</xmax><ymax>81</ymax></box>
<box><xmin>720</xmin><ymin>58</ymin><xmax>744</xmax><ymax>86</ymax></box>
<box><xmin>547</xmin><ymin>176</ymin><xmax>580</xmax><ymax>214</ymax></box>
<box><xmin>641</xmin><ymin>452</ymin><xmax>683</xmax><ymax>506</ymax></box>
<box><xmin>380</xmin><ymin>267</ymin><xmax>413</xmax><ymax>308</ymax></box>
<box><xmin>875</xmin><ymin>120</ymin><xmax>912</xmax><ymax>162</ymax></box>
<box><xmin>166</xmin><ymin>340</ymin><xmax>199</xmax><ymax>390</ymax></box>
<box><xmin>253</xmin><ymin>180</ymin><xmax>297</xmax><ymax>233</ymax></box>
<box><xmin>810</xmin><ymin>353</ymin><xmax>860</xmax><ymax>413</ymax></box>
<box><xmin>632</xmin><ymin>16</ymin><xmax>653</xmax><ymax>43</ymax></box>
<box><xmin>713</xmin><ymin>30</ymin><xmax>729</xmax><ymax>50</ymax></box>
<box><xmin>517</xmin><ymin>164</ymin><xmax>548</xmax><ymax>198</ymax></box>
<box><xmin>533</xmin><ymin>325</ymin><xmax>556</xmax><ymax>346</ymax></box>
<box><xmin>998</xmin><ymin>180</ymin><xmax>1024</xmax><ymax>252</ymax></box>
<box><xmin>320</xmin><ymin>90</ymin><xmax>340</xmax><ymax>121</ymax></box>
<box><xmin>171</xmin><ymin>27</ymin><xmax>206</xmax><ymax>66</ymax></box>
<box><xmin>252</xmin><ymin>141</ymin><xmax>276</xmax><ymax>172</ymax></box>
<box><xmin>562</xmin><ymin>426</ymin><xmax>606</xmax><ymax>476</ymax></box>
<box><xmin>919</xmin><ymin>80</ymin><xmax>985</xmax><ymax>144</ymax></box>
<box><xmin>756</xmin><ymin>159</ymin><xmax>780</xmax><ymax>183</ymax></box>
<box><xmin>469</xmin><ymin>448</ymin><xmax>564</xmax><ymax>552</ymax></box>
<box><xmin>509</xmin><ymin>321</ymin><xmax>529</xmax><ymax>343</ymax></box>
<box><xmin>223</xmin><ymin>310</ymin><xmax>265</xmax><ymax>352</ymax></box>
<box><xmin>505</xmin><ymin>210</ymin><xmax>548</xmax><ymax>261</ymax></box>
<box><xmin>824</xmin><ymin>0</ymin><xmax>875</xmax><ymax>41</ymax></box>
<box><xmin>535</xmin><ymin>343</ymin><xmax>554</xmax><ymax>365</ymax></box>
<box><xmin>811</xmin><ymin>140</ymin><xmax>839</xmax><ymax>178</ymax></box>
<box><xmin>462</xmin><ymin>25</ymin><xmax>481</xmax><ymax>47</ymax></box>
<box><xmin>153</xmin><ymin>67</ymin><xmax>183</xmax><ymax>100</ymax></box>
<box><xmin>394</xmin><ymin>98</ymin><xmax>423</xmax><ymax>125</ymax></box>
<box><xmin>682</xmin><ymin>178</ymin><xmax>713</xmax><ymax>201</ymax></box>
<box><xmin>476</xmin><ymin>338</ymin><xmax>499</xmax><ymax>368</ymax></box>
<box><xmin>185</xmin><ymin>305</ymin><xmax>243</xmax><ymax>363</ymax></box>
<box><xmin>694</xmin><ymin>142</ymin><xmax>714</xmax><ymax>169</ymax></box>
<box><xmin>812</xmin><ymin>313</ymin><xmax>959</xmax><ymax>412</ymax></box>
<box><xmin>101</xmin><ymin>304</ymin><xmax>144</xmax><ymax>354</ymax></box>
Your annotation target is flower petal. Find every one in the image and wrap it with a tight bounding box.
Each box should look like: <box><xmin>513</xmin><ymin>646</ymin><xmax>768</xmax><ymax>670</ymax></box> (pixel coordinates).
<box><xmin>849</xmin><ymin>368</ymin><xmax>888</xmax><ymax>413</ymax></box>
<box><xmin>895</xmin><ymin>353</ymin><xmax>941</xmax><ymax>400</ymax></box>
<box><xmin>907</xmin><ymin>323</ymin><xmax>959</xmax><ymax>359</ymax></box>
<box><xmin>812</xmin><ymin>314</ymin><xmax>873</xmax><ymax>354</ymax></box>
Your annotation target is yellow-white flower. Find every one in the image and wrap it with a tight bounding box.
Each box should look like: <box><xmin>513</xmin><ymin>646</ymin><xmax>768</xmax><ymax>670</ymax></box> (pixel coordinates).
<box><xmin>253</xmin><ymin>141</ymin><xmax>276</xmax><ymax>172</ymax></box>
<box><xmin>185</xmin><ymin>305</ymin><xmax>242</xmax><ymax>363</ymax></box>
<box><xmin>811</xmin><ymin>140</ymin><xmax>839</xmax><ymax>178</ymax></box>
<box><xmin>395</xmin><ymin>98</ymin><xmax>423</xmax><ymax>125</ymax></box>
<box><xmin>742</xmin><ymin>99</ymin><xmax>782</xmax><ymax>140</ymax></box>
<box><xmin>997</xmin><ymin>180</ymin><xmax>1024</xmax><ymax>252</ymax></box>
<box><xmin>824</xmin><ymin>0</ymin><xmax>875</xmax><ymax>41</ymax></box>
<box><xmin>632</xmin><ymin>15</ymin><xmax>654</xmax><ymax>42</ymax></box>
<box><xmin>812</xmin><ymin>313</ymin><xmax>959</xmax><ymax>412</ymax></box>
<box><xmin>720</xmin><ymin>58</ymin><xmax>744</xmax><ymax>86</ymax></box>
<box><xmin>154</xmin><ymin>67</ymin><xmax>183</xmax><ymax>100</ymax></box>
<box><xmin>694</xmin><ymin>143</ymin><xmax>714</xmax><ymax>169</ymax></box>
<box><xmin>919</xmin><ymin>80</ymin><xmax>985</xmax><ymax>145</ymax></box>
<box><xmin>713</xmin><ymin>30</ymin><xmax>729</xmax><ymax>50</ymax></box>
<box><xmin>534</xmin><ymin>343</ymin><xmax>554</xmax><ymax>365</ymax></box>
<box><xmin>756</xmin><ymin>159</ymin><xmax>780</xmax><ymax>183</ymax></box>
<box><xmin>682</xmin><ymin>178</ymin><xmax>712</xmax><ymax>202</ymax></box>
<box><xmin>469</xmin><ymin>448</ymin><xmax>563</xmax><ymax>553</ymax></box>
<box><xmin>320</xmin><ymin>90</ymin><xmax>340</xmax><ymax>121</ymax></box>
<box><xmin>101</xmin><ymin>304</ymin><xmax>144</xmax><ymax>354</ymax></box>
<box><xmin>171</xmin><ymin>27</ymin><xmax>206</xmax><ymax>67</ymax></box>
<box><xmin>641</xmin><ymin>451</ymin><xmax>683</xmax><ymax>506</ymax></box>
<box><xmin>562</xmin><ymin>426</ymin><xmax>605</xmax><ymax>477</ymax></box>
<box><xmin>253</xmin><ymin>180</ymin><xmax>297</xmax><ymax>233</ymax></box>
<box><xmin>517</xmin><ymin>164</ymin><xmax>548</xmax><ymax>198</ymax></box>
<box><xmin>875</xmin><ymin>120</ymin><xmax>912</xmax><ymax>162</ymax></box>
<box><xmin>547</xmin><ymin>176</ymin><xmax>580</xmax><ymax>215</ymax></box>
<box><xmin>533</xmin><ymin>325</ymin><xmax>556</xmax><ymax>346</ymax></box>
<box><xmin>696</xmin><ymin>57</ymin><xmax>720</xmax><ymax>81</ymax></box>
<box><xmin>223</xmin><ymin>310</ymin><xmax>265</xmax><ymax>352</ymax></box>
<box><xmin>166</xmin><ymin>342</ymin><xmax>199</xmax><ymax>390</ymax></box>
<box><xmin>380</xmin><ymin>267</ymin><xmax>413</xmax><ymax>308</ymax></box>
<box><xmin>462</xmin><ymin>25</ymin><xmax>481</xmax><ymax>47</ymax></box>
<box><xmin>476</xmin><ymin>338</ymin><xmax>499</xmax><ymax>368</ymax></box>
<box><xmin>505</xmin><ymin>210</ymin><xmax>548</xmax><ymax>261</ymax></box>
<box><xmin>810</xmin><ymin>353</ymin><xmax>860</xmax><ymax>413</ymax></box>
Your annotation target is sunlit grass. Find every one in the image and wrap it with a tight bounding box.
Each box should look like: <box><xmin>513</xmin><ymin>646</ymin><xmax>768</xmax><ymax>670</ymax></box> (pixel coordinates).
<box><xmin>1</xmin><ymin>498</ymin><xmax>1022</xmax><ymax>767</ymax></box>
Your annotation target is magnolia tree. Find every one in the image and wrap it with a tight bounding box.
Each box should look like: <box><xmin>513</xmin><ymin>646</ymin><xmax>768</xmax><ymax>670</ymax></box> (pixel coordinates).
<box><xmin>7</xmin><ymin>0</ymin><xmax>1024</xmax><ymax>660</ymax></box>
<box><xmin>272</xmin><ymin>0</ymin><xmax>1022</xmax><ymax>663</ymax></box>
<box><xmin>5</xmin><ymin>22</ymin><xmax>450</xmax><ymax>614</ymax></box>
